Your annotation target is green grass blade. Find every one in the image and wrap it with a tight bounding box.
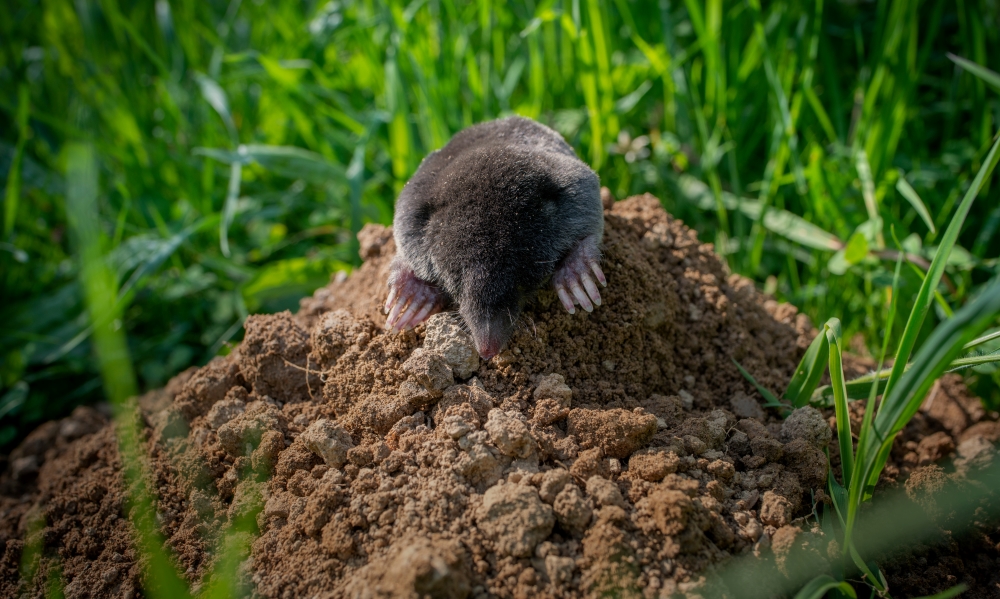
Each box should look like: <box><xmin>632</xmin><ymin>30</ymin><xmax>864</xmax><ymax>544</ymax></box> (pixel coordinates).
<box><xmin>913</xmin><ymin>584</ymin><xmax>968</xmax><ymax>599</ymax></box>
<box><xmin>676</xmin><ymin>174</ymin><xmax>843</xmax><ymax>251</ymax></box>
<box><xmin>848</xmin><ymin>544</ymin><xmax>886</xmax><ymax>593</ymax></box>
<box><xmin>811</xmin><ymin>374</ymin><xmax>890</xmax><ymax>407</ymax></box>
<box><xmin>784</xmin><ymin>330</ymin><xmax>830</xmax><ymax>408</ymax></box>
<box><xmin>948</xmin><ymin>350</ymin><xmax>1000</xmax><ymax>371</ymax></box>
<box><xmin>883</xmin><ymin>133</ymin><xmax>1000</xmax><ymax>400</ymax></box>
<box><xmin>732</xmin><ymin>358</ymin><xmax>789</xmax><ymax>411</ymax></box>
<box><xmin>947</xmin><ymin>53</ymin><xmax>1000</xmax><ymax>94</ymax></box>
<box><xmin>793</xmin><ymin>575</ymin><xmax>857</xmax><ymax>599</ymax></box>
<box><xmin>65</xmin><ymin>143</ymin><xmax>192</xmax><ymax>599</ymax></box>
<box><xmin>827</xmin><ymin>471</ymin><xmax>849</xmax><ymax>528</ymax></box>
<box><xmin>963</xmin><ymin>329</ymin><xmax>1000</xmax><ymax>350</ymax></box>
<box><xmin>854</xmin><ymin>149</ymin><xmax>884</xmax><ymax>248</ymax></box>
<box><xmin>3</xmin><ymin>84</ymin><xmax>30</xmax><ymax>238</ymax></box>
<box><xmin>825</xmin><ymin>318</ymin><xmax>854</xmax><ymax>485</ymax></box>
<box><xmin>194</xmin><ymin>73</ymin><xmax>239</xmax><ymax>143</ymax></box>
<box><xmin>895</xmin><ymin>172</ymin><xmax>937</xmax><ymax>234</ymax></box>
<box><xmin>220</xmin><ymin>161</ymin><xmax>242</xmax><ymax>258</ymax></box>
<box><xmin>841</xmin><ymin>249</ymin><xmax>901</xmax><ymax>564</ymax></box>
<box><xmin>862</xmin><ymin>276</ymin><xmax>1000</xmax><ymax>500</ymax></box>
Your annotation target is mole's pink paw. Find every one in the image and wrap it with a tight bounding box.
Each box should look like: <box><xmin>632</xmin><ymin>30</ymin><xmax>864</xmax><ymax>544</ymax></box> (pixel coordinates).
<box><xmin>385</xmin><ymin>264</ymin><xmax>447</xmax><ymax>332</ymax></box>
<box><xmin>552</xmin><ymin>234</ymin><xmax>606</xmax><ymax>315</ymax></box>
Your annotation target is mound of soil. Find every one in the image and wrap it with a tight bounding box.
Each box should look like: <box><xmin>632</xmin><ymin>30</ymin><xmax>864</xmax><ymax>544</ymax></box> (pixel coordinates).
<box><xmin>1</xmin><ymin>195</ymin><xmax>997</xmax><ymax>598</ymax></box>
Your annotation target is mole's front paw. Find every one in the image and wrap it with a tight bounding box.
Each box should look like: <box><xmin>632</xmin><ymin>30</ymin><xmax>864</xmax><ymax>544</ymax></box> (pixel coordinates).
<box><xmin>552</xmin><ymin>234</ymin><xmax>606</xmax><ymax>315</ymax></box>
<box><xmin>385</xmin><ymin>263</ymin><xmax>447</xmax><ymax>332</ymax></box>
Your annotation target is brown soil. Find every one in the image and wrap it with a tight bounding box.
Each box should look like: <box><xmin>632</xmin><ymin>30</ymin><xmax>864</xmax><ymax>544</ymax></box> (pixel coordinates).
<box><xmin>1</xmin><ymin>195</ymin><xmax>997</xmax><ymax>598</ymax></box>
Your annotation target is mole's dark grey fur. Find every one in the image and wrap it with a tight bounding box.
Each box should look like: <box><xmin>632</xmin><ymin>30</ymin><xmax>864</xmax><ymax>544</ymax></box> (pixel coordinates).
<box><xmin>385</xmin><ymin>116</ymin><xmax>606</xmax><ymax>359</ymax></box>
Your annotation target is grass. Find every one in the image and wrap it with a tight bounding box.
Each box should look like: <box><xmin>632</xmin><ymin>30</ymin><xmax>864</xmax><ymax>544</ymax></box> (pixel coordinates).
<box><xmin>734</xmin><ymin>126</ymin><xmax>1000</xmax><ymax>595</ymax></box>
<box><xmin>2</xmin><ymin>0</ymin><xmax>1000</xmax><ymax>597</ymax></box>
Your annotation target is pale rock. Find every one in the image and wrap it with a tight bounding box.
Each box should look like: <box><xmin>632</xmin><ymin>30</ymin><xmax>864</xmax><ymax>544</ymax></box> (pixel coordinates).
<box><xmin>477</xmin><ymin>483</ymin><xmax>555</xmax><ymax>558</ymax></box>
<box><xmin>300</xmin><ymin>419</ymin><xmax>353</xmax><ymax>468</ymax></box>
<box><xmin>424</xmin><ymin>313</ymin><xmax>480</xmax><ymax>379</ymax></box>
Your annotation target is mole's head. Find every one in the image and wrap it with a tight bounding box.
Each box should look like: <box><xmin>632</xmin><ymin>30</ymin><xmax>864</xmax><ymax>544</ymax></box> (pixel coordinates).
<box><xmin>455</xmin><ymin>263</ymin><xmax>533</xmax><ymax>360</ymax></box>
<box><xmin>418</xmin><ymin>144</ymin><xmax>598</xmax><ymax>360</ymax></box>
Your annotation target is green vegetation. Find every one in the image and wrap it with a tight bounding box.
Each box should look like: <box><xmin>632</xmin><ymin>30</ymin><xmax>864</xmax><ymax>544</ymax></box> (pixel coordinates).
<box><xmin>1</xmin><ymin>0</ymin><xmax>999</xmax><ymax>471</ymax></box>
<box><xmin>735</xmin><ymin>123</ymin><xmax>1000</xmax><ymax>594</ymax></box>
<box><xmin>4</xmin><ymin>2</ymin><xmax>1000</xmax><ymax>596</ymax></box>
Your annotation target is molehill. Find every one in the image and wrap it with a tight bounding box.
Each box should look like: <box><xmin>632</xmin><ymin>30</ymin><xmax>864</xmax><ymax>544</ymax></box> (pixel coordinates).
<box><xmin>1</xmin><ymin>195</ymin><xmax>998</xmax><ymax>598</ymax></box>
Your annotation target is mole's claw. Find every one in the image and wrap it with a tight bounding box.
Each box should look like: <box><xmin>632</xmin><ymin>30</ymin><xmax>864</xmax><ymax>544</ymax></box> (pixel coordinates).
<box><xmin>385</xmin><ymin>261</ymin><xmax>447</xmax><ymax>332</ymax></box>
<box><xmin>556</xmin><ymin>285</ymin><xmax>576</xmax><ymax>314</ymax></box>
<box><xmin>410</xmin><ymin>301</ymin><xmax>435</xmax><ymax>329</ymax></box>
<box><xmin>386</xmin><ymin>298</ymin><xmax>407</xmax><ymax>330</ymax></box>
<box><xmin>589</xmin><ymin>262</ymin><xmax>607</xmax><ymax>287</ymax></box>
<box><xmin>570</xmin><ymin>282</ymin><xmax>593</xmax><ymax>312</ymax></box>
<box><xmin>384</xmin><ymin>287</ymin><xmax>398</xmax><ymax>314</ymax></box>
<box><xmin>582</xmin><ymin>274</ymin><xmax>602</xmax><ymax>306</ymax></box>
<box><xmin>396</xmin><ymin>298</ymin><xmax>427</xmax><ymax>331</ymax></box>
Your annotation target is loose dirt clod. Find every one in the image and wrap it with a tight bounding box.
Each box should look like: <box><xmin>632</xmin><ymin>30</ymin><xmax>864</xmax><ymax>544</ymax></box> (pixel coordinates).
<box><xmin>2</xmin><ymin>195</ymin><xmax>998</xmax><ymax>598</ymax></box>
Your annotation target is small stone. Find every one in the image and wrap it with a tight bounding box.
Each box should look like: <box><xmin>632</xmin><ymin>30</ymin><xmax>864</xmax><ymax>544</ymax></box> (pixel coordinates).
<box><xmin>538</xmin><ymin>469</ymin><xmax>572</xmax><ymax>504</ymax></box>
<box><xmin>398</xmin><ymin>380</ymin><xmax>438</xmax><ymax>410</ymax></box>
<box><xmin>402</xmin><ymin>348</ymin><xmax>454</xmax><ymax>396</ymax></box>
<box><xmin>730</xmin><ymin>391</ymin><xmax>766</xmax><ymax>420</ymax></box>
<box><xmin>760</xmin><ymin>490</ymin><xmax>792</xmax><ymax>527</ymax></box>
<box><xmin>206</xmin><ymin>397</ymin><xmax>246</xmax><ymax>430</ymax></box>
<box><xmin>533</xmin><ymin>374</ymin><xmax>572</xmax><ymax>408</ymax></box>
<box><xmin>484</xmin><ymin>409</ymin><xmax>536</xmax><ymax>459</ymax></box>
<box><xmin>552</xmin><ymin>484</ymin><xmax>592</xmax><ymax>535</ymax></box>
<box><xmin>628</xmin><ymin>449</ymin><xmax>679</xmax><ymax>482</ymax></box>
<box><xmin>567</xmin><ymin>408</ymin><xmax>657</xmax><ymax>459</ymax></box>
<box><xmin>781</xmin><ymin>407</ymin><xmax>832</xmax><ymax>448</ymax></box>
<box><xmin>586</xmin><ymin>476</ymin><xmax>626</xmax><ymax>509</ymax></box>
<box><xmin>455</xmin><ymin>442</ymin><xmax>502</xmax><ymax>486</ymax></box>
<box><xmin>441</xmin><ymin>414</ymin><xmax>474</xmax><ymax>440</ymax></box>
<box><xmin>424</xmin><ymin>313</ymin><xmax>480</xmax><ymax>379</ymax></box>
<box><xmin>477</xmin><ymin>484</ymin><xmax>554</xmax><ymax>558</ymax></box>
<box><xmin>300</xmin><ymin>419</ymin><xmax>354</xmax><ymax>468</ymax></box>
<box><xmin>544</xmin><ymin>555</ymin><xmax>576</xmax><ymax>584</ymax></box>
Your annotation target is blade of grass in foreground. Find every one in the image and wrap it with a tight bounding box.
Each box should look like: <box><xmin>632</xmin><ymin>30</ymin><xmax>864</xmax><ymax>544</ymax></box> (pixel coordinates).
<box><xmin>792</xmin><ymin>575</ymin><xmax>856</xmax><ymax>599</ymax></box>
<box><xmin>783</xmin><ymin>328</ymin><xmax>829</xmax><ymax>408</ymax></box>
<box><xmin>882</xmin><ymin>133</ymin><xmax>1000</xmax><ymax>403</ymax></box>
<box><xmin>3</xmin><ymin>84</ymin><xmax>30</xmax><ymax>237</ymax></box>
<box><xmin>825</xmin><ymin>318</ymin><xmax>853</xmax><ymax>485</ymax></box>
<box><xmin>732</xmin><ymin>358</ymin><xmax>789</xmax><ymax>412</ymax></box>
<box><xmin>64</xmin><ymin>143</ymin><xmax>192</xmax><ymax>599</ymax></box>
<box><xmin>947</xmin><ymin>53</ymin><xmax>1000</xmax><ymax>94</ymax></box>
<box><xmin>857</xmin><ymin>275</ymin><xmax>1000</xmax><ymax>505</ymax></box>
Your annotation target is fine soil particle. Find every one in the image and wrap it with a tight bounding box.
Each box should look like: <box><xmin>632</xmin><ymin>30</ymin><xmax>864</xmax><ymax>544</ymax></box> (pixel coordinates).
<box><xmin>1</xmin><ymin>195</ymin><xmax>997</xmax><ymax>598</ymax></box>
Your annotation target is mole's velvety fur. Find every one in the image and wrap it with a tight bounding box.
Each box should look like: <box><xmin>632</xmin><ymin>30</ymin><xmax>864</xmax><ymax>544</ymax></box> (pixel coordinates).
<box><xmin>385</xmin><ymin>116</ymin><xmax>606</xmax><ymax>359</ymax></box>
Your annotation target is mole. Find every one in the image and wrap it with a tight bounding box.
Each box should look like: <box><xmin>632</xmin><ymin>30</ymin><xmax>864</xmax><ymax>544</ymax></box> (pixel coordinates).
<box><xmin>384</xmin><ymin>116</ymin><xmax>606</xmax><ymax>360</ymax></box>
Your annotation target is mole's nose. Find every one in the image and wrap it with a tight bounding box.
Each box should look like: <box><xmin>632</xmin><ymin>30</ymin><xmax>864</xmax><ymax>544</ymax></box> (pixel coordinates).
<box><xmin>474</xmin><ymin>334</ymin><xmax>503</xmax><ymax>361</ymax></box>
<box><xmin>476</xmin><ymin>342</ymin><xmax>500</xmax><ymax>361</ymax></box>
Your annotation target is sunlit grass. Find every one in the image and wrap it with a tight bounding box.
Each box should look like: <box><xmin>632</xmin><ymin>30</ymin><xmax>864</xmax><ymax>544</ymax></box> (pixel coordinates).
<box><xmin>3</xmin><ymin>0</ymin><xmax>999</xmax><ymax>445</ymax></box>
<box><xmin>2</xmin><ymin>2</ymin><xmax>1000</xmax><ymax>595</ymax></box>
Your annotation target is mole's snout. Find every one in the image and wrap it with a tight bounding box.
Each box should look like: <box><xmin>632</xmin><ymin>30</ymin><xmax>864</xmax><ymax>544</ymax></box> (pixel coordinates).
<box><xmin>472</xmin><ymin>330</ymin><xmax>504</xmax><ymax>361</ymax></box>
<box><xmin>464</xmin><ymin>310</ymin><xmax>514</xmax><ymax>361</ymax></box>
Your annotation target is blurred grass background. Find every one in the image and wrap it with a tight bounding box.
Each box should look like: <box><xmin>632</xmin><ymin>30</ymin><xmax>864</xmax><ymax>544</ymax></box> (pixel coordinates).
<box><xmin>1</xmin><ymin>0</ymin><xmax>999</xmax><ymax>451</ymax></box>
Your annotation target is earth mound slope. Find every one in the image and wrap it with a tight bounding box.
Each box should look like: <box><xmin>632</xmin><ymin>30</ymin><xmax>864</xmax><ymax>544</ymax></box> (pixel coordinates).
<box><xmin>2</xmin><ymin>195</ymin><xmax>996</xmax><ymax>598</ymax></box>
